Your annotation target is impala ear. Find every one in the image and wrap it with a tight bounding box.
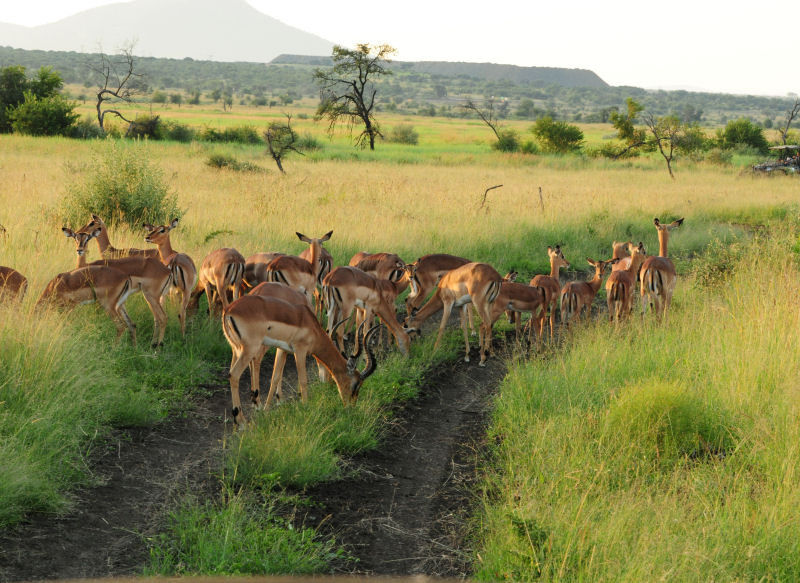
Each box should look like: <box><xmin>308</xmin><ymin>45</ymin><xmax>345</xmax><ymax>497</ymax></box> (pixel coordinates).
<box><xmin>321</xmin><ymin>230</ymin><xmax>333</xmax><ymax>242</ymax></box>
<box><xmin>653</xmin><ymin>218</ymin><xmax>661</xmax><ymax>227</ymax></box>
<box><xmin>90</xmin><ymin>227</ymin><xmax>102</xmax><ymax>239</ymax></box>
<box><xmin>670</xmin><ymin>218</ymin><xmax>684</xmax><ymax>229</ymax></box>
<box><xmin>142</xmin><ymin>222</ymin><xmax>154</xmax><ymax>231</ymax></box>
<box><xmin>296</xmin><ymin>232</ymin><xmax>311</xmax><ymax>243</ymax></box>
<box><xmin>169</xmin><ymin>218</ymin><xmax>179</xmax><ymax>229</ymax></box>
<box><xmin>62</xmin><ymin>227</ymin><xmax>75</xmax><ymax>238</ymax></box>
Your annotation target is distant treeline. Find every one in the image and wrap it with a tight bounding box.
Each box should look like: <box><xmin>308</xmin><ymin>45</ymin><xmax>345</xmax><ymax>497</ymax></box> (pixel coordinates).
<box><xmin>1</xmin><ymin>45</ymin><xmax>796</xmax><ymax>126</ymax></box>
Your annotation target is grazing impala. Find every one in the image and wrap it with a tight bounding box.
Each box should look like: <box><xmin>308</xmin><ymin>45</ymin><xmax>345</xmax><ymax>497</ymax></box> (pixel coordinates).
<box><xmin>404</xmin><ymin>262</ymin><xmax>502</xmax><ymax>365</ymax></box>
<box><xmin>560</xmin><ymin>258</ymin><xmax>615</xmax><ymax>325</ymax></box>
<box><xmin>246</xmin><ymin>282</ymin><xmax>328</xmax><ymax>406</ymax></box>
<box><xmin>606</xmin><ymin>242</ymin><xmax>646</xmax><ymax>322</ymax></box>
<box><xmin>194</xmin><ymin>248</ymin><xmax>246</xmax><ymax>316</ymax></box>
<box><xmin>530</xmin><ymin>246</ymin><xmax>570</xmax><ymax>339</ymax></box>
<box><xmin>79</xmin><ymin>214</ymin><xmax>159</xmax><ymax>259</ymax></box>
<box><xmin>350</xmin><ymin>252</ymin><xmax>407</xmax><ymax>286</ymax></box>
<box><xmin>37</xmin><ymin>250</ymin><xmax>138</xmax><ymax>345</ymax></box>
<box><xmin>641</xmin><ymin>218</ymin><xmax>684</xmax><ymax>318</ymax></box>
<box><xmin>322</xmin><ymin>266</ymin><xmax>411</xmax><ymax>356</ymax></box>
<box><xmin>143</xmin><ymin>219</ymin><xmax>199</xmax><ymax>335</ymax></box>
<box><xmin>404</xmin><ymin>253</ymin><xmax>471</xmax><ymax>317</ymax></box>
<box><xmin>0</xmin><ymin>266</ymin><xmax>27</xmax><ymax>301</ymax></box>
<box><xmin>243</xmin><ymin>252</ymin><xmax>285</xmax><ymax>289</ymax></box>
<box><xmin>65</xmin><ymin>226</ymin><xmax>172</xmax><ymax>346</ymax></box>
<box><xmin>221</xmin><ymin>295</ymin><xmax>379</xmax><ymax>425</ymax></box>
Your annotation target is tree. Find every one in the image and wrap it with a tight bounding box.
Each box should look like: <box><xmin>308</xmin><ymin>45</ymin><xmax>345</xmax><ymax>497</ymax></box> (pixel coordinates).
<box><xmin>609</xmin><ymin>97</ymin><xmax>647</xmax><ymax>157</ymax></box>
<box><xmin>643</xmin><ymin>113</ymin><xmax>682</xmax><ymax>179</ymax></box>
<box><xmin>778</xmin><ymin>98</ymin><xmax>800</xmax><ymax>145</ymax></box>
<box><xmin>718</xmin><ymin>118</ymin><xmax>769</xmax><ymax>154</ymax></box>
<box><xmin>0</xmin><ymin>65</ymin><xmax>64</xmax><ymax>133</ymax></box>
<box><xmin>264</xmin><ymin>114</ymin><xmax>304</xmax><ymax>174</ymax></box>
<box><xmin>531</xmin><ymin>116</ymin><xmax>584</xmax><ymax>153</ymax></box>
<box><xmin>88</xmin><ymin>43</ymin><xmax>144</xmax><ymax>132</ymax></box>
<box><xmin>9</xmin><ymin>91</ymin><xmax>78</xmax><ymax>136</ymax></box>
<box><xmin>314</xmin><ymin>43</ymin><xmax>396</xmax><ymax>150</ymax></box>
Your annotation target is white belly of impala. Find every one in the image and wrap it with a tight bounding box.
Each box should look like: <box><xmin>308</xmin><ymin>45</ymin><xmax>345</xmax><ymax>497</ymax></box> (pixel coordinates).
<box><xmin>262</xmin><ymin>337</ymin><xmax>293</xmax><ymax>352</ymax></box>
<box><xmin>453</xmin><ymin>294</ymin><xmax>472</xmax><ymax>307</ymax></box>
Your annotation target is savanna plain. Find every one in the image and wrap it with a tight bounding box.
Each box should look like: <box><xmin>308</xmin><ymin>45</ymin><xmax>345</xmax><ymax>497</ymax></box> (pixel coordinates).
<box><xmin>1</xmin><ymin>106</ymin><xmax>800</xmax><ymax>581</ymax></box>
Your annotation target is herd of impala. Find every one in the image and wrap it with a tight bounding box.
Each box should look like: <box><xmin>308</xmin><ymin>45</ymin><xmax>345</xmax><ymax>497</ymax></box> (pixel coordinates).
<box><xmin>0</xmin><ymin>214</ymin><xmax>683</xmax><ymax>426</ymax></box>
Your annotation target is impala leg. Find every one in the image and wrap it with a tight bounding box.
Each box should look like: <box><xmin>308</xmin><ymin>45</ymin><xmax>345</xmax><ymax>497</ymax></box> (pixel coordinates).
<box><xmin>294</xmin><ymin>350</ymin><xmax>310</xmax><ymax>403</ymax></box>
<box><xmin>265</xmin><ymin>348</ymin><xmax>288</xmax><ymax>409</ymax></box>
<box><xmin>116</xmin><ymin>304</ymin><xmax>137</xmax><ymax>346</ymax></box>
<box><xmin>141</xmin><ymin>291</ymin><xmax>168</xmax><ymax>347</ymax></box>
<box><xmin>434</xmin><ymin>301</ymin><xmax>454</xmax><ymax>354</ymax></box>
<box><xmin>228</xmin><ymin>348</ymin><xmax>255</xmax><ymax>426</ymax></box>
<box><xmin>177</xmin><ymin>288</ymin><xmax>189</xmax><ymax>335</ymax></box>
<box><xmin>458</xmin><ymin>305</ymin><xmax>471</xmax><ymax>362</ymax></box>
<box><xmin>248</xmin><ymin>345</ymin><xmax>267</xmax><ymax>409</ymax></box>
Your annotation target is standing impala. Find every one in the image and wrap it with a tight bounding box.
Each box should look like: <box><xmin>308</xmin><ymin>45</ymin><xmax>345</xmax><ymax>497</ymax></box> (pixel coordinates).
<box><xmin>264</xmin><ymin>254</ymin><xmax>316</xmax><ymax>308</ymax></box>
<box><xmin>143</xmin><ymin>219</ymin><xmax>199</xmax><ymax>335</ymax></box>
<box><xmin>322</xmin><ymin>266</ymin><xmax>411</xmax><ymax>356</ymax></box>
<box><xmin>297</xmin><ymin>230</ymin><xmax>334</xmax><ymax>286</ymax></box>
<box><xmin>530</xmin><ymin>246</ymin><xmax>570</xmax><ymax>339</ymax></box>
<box><xmin>610</xmin><ymin>240</ymin><xmax>633</xmax><ymax>272</ymax></box>
<box><xmin>404</xmin><ymin>253</ymin><xmax>471</xmax><ymax>317</ymax></box>
<box><xmin>606</xmin><ymin>242</ymin><xmax>646</xmax><ymax>322</ymax></box>
<box><xmin>79</xmin><ymin>214</ymin><xmax>159</xmax><ymax>259</ymax></box>
<box><xmin>194</xmin><ymin>247</ymin><xmax>246</xmax><ymax>316</ymax></box>
<box><xmin>0</xmin><ymin>266</ymin><xmax>27</xmax><ymax>301</ymax></box>
<box><xmin>560</xmin><ymin>258</ymin><xmax>616</xmax><ymax>325</ymax></box>
<box><xmin>490</xmin><ymin>281</ymin><xmax>548</xmax><ymax>345</ymax></box>
<box><xmin>65</xmin><ymin>226</ymin><xmax>172</xmax><ymax>346</ymax></box>
<box><xmin>641</xmin><ymin>217</ymin><xmax>684</xmax><ymax>318</ymax></box>
<box><xmin>404</xmin><ymin>262</ymin><xmax>502</xmax><ymax>366</ymax></box>
<box><xmin>243</xmin><ymin>252</ymin><xmax>285</xmax><ymax>289</ymax></box>
<box><xmin>222</xmin><ymin>295</ymin><xmax>379</xmax><ymax>425</ymax></box>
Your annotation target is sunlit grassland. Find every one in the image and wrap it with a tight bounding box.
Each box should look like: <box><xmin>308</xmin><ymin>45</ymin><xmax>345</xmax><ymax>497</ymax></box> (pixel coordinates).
<box><xmin>475</xmin><ymin>227</ymin><xmax>800</xmax><ymax>581</ymax></box>
<box><xmin>1</xmin><ymin>128</ymin><xmax>798</xmax><ymax>574</ymax></box>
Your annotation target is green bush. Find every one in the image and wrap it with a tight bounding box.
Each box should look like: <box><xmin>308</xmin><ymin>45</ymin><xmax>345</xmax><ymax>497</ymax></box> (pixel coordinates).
<box><xmin>717</xmin><ymin>118</ymin><xmax>769</xmax><ymax>154</ymax></box>
<box><xmin>206</xmin><ymin>153</ymin><xmax>263</xmax><ymax>172</ymax></box>
<box><xmin>387</xmin><ymin>124</ymin><xmax>419</xmax><ymax>145</ymax></box>
<box><xmin>199</xmin><ymin>125</ymin><xmax>262</xmax><ymax>144</ymax></box>
<box><xmin>160</xmin><ymin>120</ymin><xmax>196</xmax><ymax>143</ymax></box>
<box><xmin>126</xmin><ymin>114</ymin><xmax>161</xmax><ymax>140</ymax></box>
<box><xmin>59</xmin><ymin>141</ymin><xmax>181</xmax><ymax>228</ymax></box>
<box><xmin>491</xmin><ymin>129</ymin><xmax>520</xmax><ymax>152</ymax></box>
<box><xmin>70</xmin><ymin>115</ymin><xmax>105</xmax><ymax>139</ymax></box>
<box><xmin>9</xmin><ymin>91</ymin><xmax>78</xmax><ymax>136</ymax></box>
<box><xmin>530</xmin><ymin>116</ymin><xmax>584</xmax><ymax>153</ymax></box>
<box><xmin>296</xmin><ymin>132</ymin><xmax>322</xmax><ymax>151</ymax></box>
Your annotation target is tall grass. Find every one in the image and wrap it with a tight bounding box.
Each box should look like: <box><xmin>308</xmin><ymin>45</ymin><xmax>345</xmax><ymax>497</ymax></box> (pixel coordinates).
<box><xmin>475</xmin><ymin>227</ymin><xmax>800</xmax><ymax>581</ymax></box>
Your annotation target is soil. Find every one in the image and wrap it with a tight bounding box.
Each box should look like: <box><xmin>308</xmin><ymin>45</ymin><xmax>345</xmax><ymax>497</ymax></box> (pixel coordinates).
<box><xmin>0</xmin><ymin>336</ymin><xmax>508</xmax><ymax>582</ymax></box>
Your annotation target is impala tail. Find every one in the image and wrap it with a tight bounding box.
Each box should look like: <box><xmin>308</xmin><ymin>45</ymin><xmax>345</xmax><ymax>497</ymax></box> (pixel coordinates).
<box><xmin>643</xmin><ymin>267</ymin><xmax>663</xmax><ymax>296</ymax></box>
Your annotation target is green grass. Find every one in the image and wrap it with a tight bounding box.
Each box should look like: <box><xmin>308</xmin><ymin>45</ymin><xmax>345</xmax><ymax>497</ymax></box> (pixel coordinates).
<box><xmin>474</xmin><ymin>225</ymin><xmax>800</xmax><ymax>581</ymax></box>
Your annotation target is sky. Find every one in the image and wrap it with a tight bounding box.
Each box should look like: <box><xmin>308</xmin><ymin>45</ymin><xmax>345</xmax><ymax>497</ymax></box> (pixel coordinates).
<box><xmin>2</xmin><ymin>0</ymin><xmax>797</xmax><ymax>97</ymax></box>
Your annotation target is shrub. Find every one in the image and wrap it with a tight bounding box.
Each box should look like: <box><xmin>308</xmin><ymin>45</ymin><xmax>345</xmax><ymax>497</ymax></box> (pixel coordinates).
<box><xmin>206</xmin><ymin>153</ymin><xmax>263</xmax><ymax>172</ymax></box>
<box><xmin>296</xmin><ymin>132</ymin><xmax>322</xmax><ymax>151</ymax></box>
<box><xmin>718</xmin><ymin>118</ymin><xmax>769</xmax><ymax>154</ymax></box>
<box><xmin>704</xmin><ymin>147</ymin><xmax>733</xmax><ymax>166</ymax></box>
<box><xmin>59</xmin><ymin>141</ymin><xmax>181</xmax><ymax>228</ymax></box>
<box><xmin>530</xmin><ymin>116</ymin><xmax>584</xmax><ymax>153</ymax></box>
<box><xmin>70</xmin><ymin>115</ymin><xmax>106</xmax><ymax>139</ymax></box>
<box><xmin>125</xmin><ymin>114</ymin><xmax>161</xmax><ymax>140</ymax></box>
<box><xmin>199</xmin><ymin>125</ymin><xmax>262</xmax><ymax>144</ymax></box>
<box><xmin>387</xmin><ymin>124</ymin><xmax>419</xmax><ymax>145</ymax></box>
<box><xmin>491</xmin><ymin>129</ymin><xmax>520</xmax><ymax>152</ymax></box>
<box><xmin>9</xmin><ymin>91</ymin><xmax>78</xmax><ymax>136</ymax></box>
<box><xmin>161</xmin><ymin>120</ymin><xmax>195</xmax><ymax>143</ymax></box>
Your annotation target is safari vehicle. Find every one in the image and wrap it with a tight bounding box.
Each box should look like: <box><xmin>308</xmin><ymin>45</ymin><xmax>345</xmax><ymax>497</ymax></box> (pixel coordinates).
<box><xmin>753</xmin><ymin>144</ymin><xmax>800</xmax><ymax>173</ymax></box>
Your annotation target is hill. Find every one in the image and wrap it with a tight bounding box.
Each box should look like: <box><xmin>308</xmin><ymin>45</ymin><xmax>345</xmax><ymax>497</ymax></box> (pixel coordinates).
<box><xmin>272</xmin><ymin>54</ymin><xmax>608</xmax><ymax>89</ymax></box>
<box><xmin>0</xmin><ymin>0</ymin><xmax>333</xmax><ymax>62</ymax></box>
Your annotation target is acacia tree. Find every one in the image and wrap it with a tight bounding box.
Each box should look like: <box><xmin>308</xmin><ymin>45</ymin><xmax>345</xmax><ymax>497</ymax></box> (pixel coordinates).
<box><xmin>314</xmin><ymin>43</ymin><xmax>396</xmax><ymax>150</ymax></box>
<box><xmin>609</xmin><ymin>97</ymin><xmax>648</xmax><ymax>158</ymax></box>
<box><xmin>88</xmin><ymin>44</ymin><xmax>144</xmax><ymax>132</ymax></box>
<box><xmin>643</xmin><ymin>113</ymin><xmax>682</xmax><ymax>180</ymax></box>
<box><xmin>778</xmin><ymin>98</ymin><xmax>800</xmax><ymax>145</ymax></box>
<box><xmin>264</xmin><ymin>114</ymin><xmax>303</xmax><ymax>174</ymax></box>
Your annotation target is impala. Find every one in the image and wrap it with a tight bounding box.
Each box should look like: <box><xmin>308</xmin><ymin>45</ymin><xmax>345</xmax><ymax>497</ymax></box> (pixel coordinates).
<box><xmin>606</xmin><ymin>242</ymin><xmax>646</xmax><ymax>322</ymax></box>
<box><xmin>143</xmin><ymin>219</ymin><xmax>199</xmax><ymax>335</ymax></box>
<box><xmin>297</xmin><ymin>231</ymin><xmax>334</xmax><ymax>286</ymax></box>
<box><xmin>194</xmin><ymin>247</ymin><xmax>246</xmax><ymax>316</ymax></box>
<box><xmin>65</xmin><ymin>226</ymin><xmax>172</xmax><ymax>346</ymax></box>
<box><xmin>79</xmin><ymin>214</ymin><xmax>159</xmax><ymax>259</ymax></box>
<box><xmin>243</xmin><ymin>252</ymin><xmax>285</xmax><ymax>289</ymax></box>
<box><xmin>349</xmin><ymin>252</ymin><xmax>407</xmax><ymax>287</ymax></box>
<box><xmin>37</xmin><ymin>259</ymin><xmax>138</xmax><ymax>345</ymax></box>
<box><xmin>610</xmin><ymin>240</ymin><xmax>633</xmax><ymax>271</ymax></box>
<box><xmin>560</xmin><ymin>258</ymin><xmax>615</xmax><ymax>325</ymax></box>
<box><xmin>404</xmin><ymin>262</ymin><xmax>502</xmax><ymax>365</ymax></box>
<box><xmin>264</xmin><ymin>254</ymin><xmax>316</xmax><ymax>308</ymax></box>
<box><xmin>404</xmin><ymin>253</ymin><xmax>471</xmax><ymax>317</ymax></box>
<box><xmin>322</xmin><ymin>266</ymin><xmax>411</xmax><ymax>356</ymax></box>
<box><xmin>0</xmin><ymin>266</ymin><xmax>27</xmax><ymax>301</ymax></box>
<box><xmin>529</xmin><ymin>246</ymin><xmax>570</xmax><ymax>339</ymax></box>
<box><xmin>490</xmin><ymin>281</ymin><xmax>548</xmax><ymax>345</ymax></box>
<box><xmin>221</xmin><ymin>295</ymin><xmax>379</xmax><ymax>425</ymax></box>
<box><xmin>640</xmin><ymin>218</ymin><xmax>684</xmax><ymax>318</ymax></box>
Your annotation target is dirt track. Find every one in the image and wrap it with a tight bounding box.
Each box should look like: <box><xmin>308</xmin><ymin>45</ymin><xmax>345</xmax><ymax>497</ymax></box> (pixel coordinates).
<box><xmin>0</xmin><ymin>340</ymin><xmax>506</xmax><ymax>581</ymax></box>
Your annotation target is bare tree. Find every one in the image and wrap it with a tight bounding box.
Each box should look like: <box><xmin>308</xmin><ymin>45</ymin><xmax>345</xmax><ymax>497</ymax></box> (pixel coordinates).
<box><xmin>314</xmin><ymin>43</ymin><xmax>395</xmax><ymax>150</ymax></box>
<box><xmin>88</xmin><ymin>43</ymin><xmax>144</xmax><ymax>132</ymax></box>
<box><xmin>778</xmin><ymin>98</ymin><xmax>800</xmax><ymax>145</ymax></box>
<box><xmin>264</xmin><ymin>114</ymin><xmax>304</xmax><ymax>174</ymax></box>
<box><xmin>643</xmin><ymin>113</ymin><xmax>681</xmax><ymax>180</ymax></box>
<box><xmin>463</xmin><ymin>97</ymin><xmax>502</xmax><ymax>141</ymax></box>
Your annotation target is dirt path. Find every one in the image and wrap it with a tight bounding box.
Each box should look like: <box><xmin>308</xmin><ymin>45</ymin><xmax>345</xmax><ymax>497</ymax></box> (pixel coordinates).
<box><xmin>0</xmin><ymin>341</ymin><xmax>506</xmax><ymax>581</ymax></box>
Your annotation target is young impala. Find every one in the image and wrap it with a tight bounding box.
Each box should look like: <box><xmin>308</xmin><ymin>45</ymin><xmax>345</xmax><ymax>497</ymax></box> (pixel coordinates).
<box><xmin>606</xmin><ymin>242</ymin><xmax>646</xmax><ymax>322</ymax></box>
<box><xmin>560</xmin><ymin>258</ymin><xmax>616</xmax><ymax>325</ymax></box>
<box><xmin>529</xmin><ymin>246</ymin><xmax>570</xmax><ymax>339</ymax></box>
<box><xmin>194</xmin><ymin>247</ymin><xmax>246</xmax><ymax>316</ymax></box>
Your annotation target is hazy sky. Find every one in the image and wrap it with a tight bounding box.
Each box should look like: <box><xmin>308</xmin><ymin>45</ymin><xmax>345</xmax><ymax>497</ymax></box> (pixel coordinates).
<box><xmin>2</xmin><ymin>0</ymin><xmax>796</xmax><ymax>97</ymax></box>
